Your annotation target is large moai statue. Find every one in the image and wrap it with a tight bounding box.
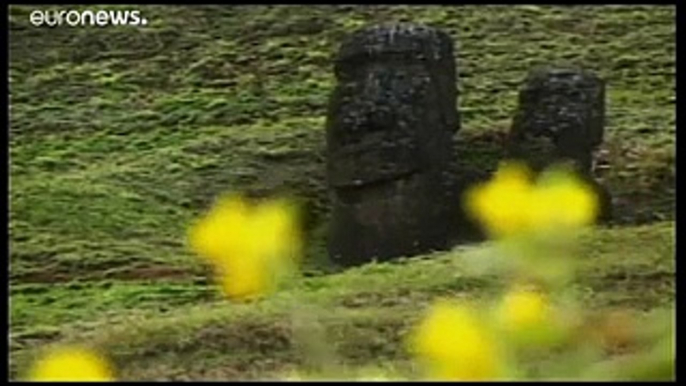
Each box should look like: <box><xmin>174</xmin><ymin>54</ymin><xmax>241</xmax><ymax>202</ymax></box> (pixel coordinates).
<box><xmin>507</xmin><ymin>67</ymin><xmax>612</xmax><ymax>221</ymax></box>
<box><xmin>326</xmin><ymin>24</ymin><xmax>460</xmax><ymax>267</ymax></box>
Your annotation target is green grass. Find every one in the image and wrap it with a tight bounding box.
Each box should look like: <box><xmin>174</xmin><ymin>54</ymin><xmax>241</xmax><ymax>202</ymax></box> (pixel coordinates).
<box><xmin>9</xmin><ymin>4</ymin><xmax>675</xmax><ymax>381</ymax></box>
<box><xmin>9</xmin><ymin>222</ymin><xmax>675</xmax><ymax>380</ymax></box>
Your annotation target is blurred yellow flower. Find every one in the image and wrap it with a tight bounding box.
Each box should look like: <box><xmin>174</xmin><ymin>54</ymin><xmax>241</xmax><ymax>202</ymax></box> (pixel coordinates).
<box><xmin>464</xmin><ymin>161</ymin><xmax>598</xmax><ymax>239</ymax></box>
<box><xmin>465</xmin><ymin>162</ymin><xmax>535</xmax><ymax>239</ymax></box>
<box><xmin>188</xmin><ymin>193</ymin><xmax>302</xmax><ymax>301</ymax></box>
<box><xmin>27</xmin><ymin>345</ymin><xmax>115</xmax><ymax>382</ymax></box>
<box><xmin>408</xmin><ymin>300</ymin><xmax>508</xmax><ymax>381</ymax></box>
<box><xmin>497</xmin><ymin>286</ymin><xmax>549</xmax><ymax>328</ymax></box>
<box><xmin>494</xmin><ymin>285</ymin><xmax>568</xmax><ymax>348</ymax></box>
<box><xmin>531</xmin><ymin>167</ymin><xmax>599</xmax><ymax>230</ymax></box>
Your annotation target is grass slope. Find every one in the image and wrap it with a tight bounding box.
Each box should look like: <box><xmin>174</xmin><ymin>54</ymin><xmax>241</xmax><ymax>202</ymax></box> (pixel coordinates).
<box><xmin>8</xmin><ymin>4</ymin><xmax>675</xmax><ymax>380</ymax></box>
<box><xmin>10</xmin><ymin>223</ymin><xmax>675</xmax><ymax>380</ymax></box>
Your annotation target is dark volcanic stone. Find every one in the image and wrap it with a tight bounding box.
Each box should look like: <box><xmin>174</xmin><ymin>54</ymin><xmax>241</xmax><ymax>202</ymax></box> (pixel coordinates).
<box><xmin>326</xmin><ymin>23</ymin><xmax>461</xmax><ymax>266</ymax></box>
<box><xmin>507</xmin><ymin>67</ymin><xmax>612</xmax><ymax>222</ymax></box>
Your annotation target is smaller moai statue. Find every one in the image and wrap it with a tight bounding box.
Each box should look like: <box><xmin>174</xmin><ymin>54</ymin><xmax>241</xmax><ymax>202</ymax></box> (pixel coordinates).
<box><xmin>507</xmin><ymin>67</ymin><xmax>612</xmax><ymax>221</ymax></box>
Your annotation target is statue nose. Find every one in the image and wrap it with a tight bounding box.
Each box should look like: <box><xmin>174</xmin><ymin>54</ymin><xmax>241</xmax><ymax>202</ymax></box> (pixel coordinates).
<box><xmin>341</xmin><ymin>100</ymin><xmax>392</xmax><ymax>130</ymax></box>
<box><xmin>366</xmin><ymin>103</ymin><xmax>393</xmax><ymax>124</ymax></box>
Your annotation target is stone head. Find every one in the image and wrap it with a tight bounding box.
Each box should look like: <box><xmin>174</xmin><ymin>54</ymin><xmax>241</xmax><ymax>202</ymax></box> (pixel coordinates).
<box><xmin>326</xmin><ymin>23</ymin><xmax>459</xmax><ymax>188</ymax></box>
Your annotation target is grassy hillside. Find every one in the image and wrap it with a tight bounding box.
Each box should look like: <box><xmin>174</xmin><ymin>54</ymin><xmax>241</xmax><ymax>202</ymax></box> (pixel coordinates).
<box><xmin>9</xmin><ymin>223</ymin><xmax>676</xmax><ymax>380</ymax></box>
<box><xmin>8</xmin><ymin>5</ymin><xmax>675</xmax><ymax>380</ymax></box>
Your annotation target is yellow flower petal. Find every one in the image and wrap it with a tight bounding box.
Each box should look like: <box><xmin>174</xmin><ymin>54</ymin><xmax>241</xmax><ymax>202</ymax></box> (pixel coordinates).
<box><xmin>497</xmin><ymin>286</ymin><xmax>550</xmax><ymax>329</ymax></box>
<box><xmin>533</xmin><ymin>172</ymin><xmax>599</xmax><ymax>229</ymax></box>
<box><xmin>188</xmin><ymin>193</ymin><xmax>250</xmax><ymax>263</ymax></box>
<box><xmin>464</xmin><ymin>161</ymin><xmax>599</xmax><ymax>240</ymax></box>
<box><xmin>465</xmin><ymin>161</ymin><xmax>536</xmax><ymax>239</ymax></box>
<box><xmin>409</xmin><ymin>300</ymin><xmax>507</xmax><ymax>381</ymax></box>
<box><xmin>188</xmin><ymin>193</ymin><xmax>303</xmax><ymax>301</ymax></box>
<box><xmin>27</xmin><ymin>346</ymin><xmax>115</xmax><ymax>382</ymax></box>
<box><xmin>494</xmin><ymin>286</ymin><xmax>569</xmax><ymax>348</ymax></box>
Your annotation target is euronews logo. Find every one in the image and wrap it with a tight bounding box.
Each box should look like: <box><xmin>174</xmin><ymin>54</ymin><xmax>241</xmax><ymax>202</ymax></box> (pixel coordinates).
<box><xmin>29</xmin><ymin>9</ymin><xmax>148</xmax><ymax>27</ymax></box>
